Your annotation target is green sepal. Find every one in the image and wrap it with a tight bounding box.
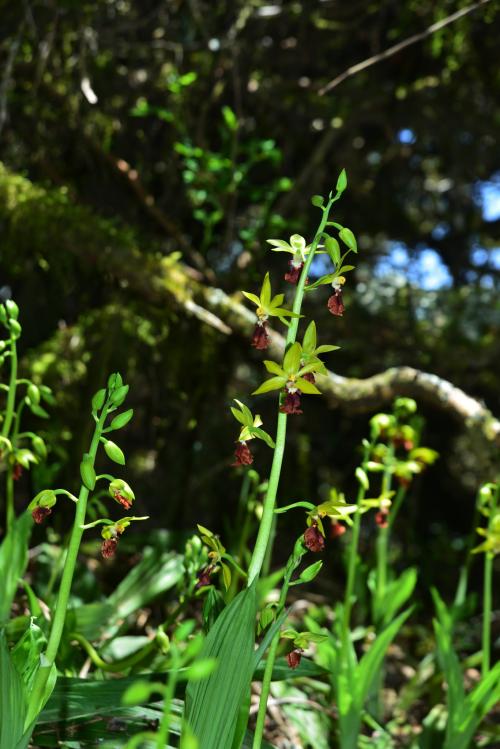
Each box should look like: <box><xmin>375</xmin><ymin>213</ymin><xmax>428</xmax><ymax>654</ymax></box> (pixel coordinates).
<box><xmin>253</xmin><ymin>376</ymin><xmax>287</xmax><ymax>395</ymax></box>
<box><xmin>247</xmin><ymin>426</ymin><xmax>276</xmax><ymax>449</ymax></box>
<box><xmin>295</xmin><ymin>378</ymin><xmax>322</xmax><ymax>395</ymax></box>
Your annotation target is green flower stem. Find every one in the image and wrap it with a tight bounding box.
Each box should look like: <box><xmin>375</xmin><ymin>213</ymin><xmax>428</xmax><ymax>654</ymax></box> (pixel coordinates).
<box><xmin>222</xmin><ymin>553</ymin><xmax>248</xmax><ymax>580</ymax></box>
<box><xmin>1</xmin><ymin>337</ymin><xmax>17</xmax><ymax>440</ymax></box>
<box><xmin>343</xmin><ymin>484</ymin><xmax>368</xmax><ymax>632</ymax></box>
<box><xmin>374</xmin><ymin>444</ymin><xmax>395</xmax><ymax>624</ymax></box>
<box><xmin>247</xmin><ymin>198</ymin><xmax>334</xmax><ymax>586</ymax></box>
<box><xmin>6</xmin><ymin>470</ymin><xmax>14</xmax><ymax>533</ymax></box>
<box><xmin>25</xmin><ymin>402</ymin><xmax>110</xmax><ymax>729</ymax></box>
<box><xmin>2</xmin><ymin>337</ymin><xmax>17</xmax><ymax>533</ymax></box>
<box><xmin>262</xmin><ymin>511</ymin><xmax>278</xmax><ymax>578</ymax></box>
<box><xmin>482</xmin><ymin>486</ymin><xmax>499</xmax><ymax>676</ymax></box>
<box><xmin>156</xmin><ymin>654</ymin><xmax>179</xmax><ymax>749</ymax></box>
<box><xmin>387</xmin><ymin>485</ymin><xmax>406</xmax><ymax>530</ymax></box>
<box><xmin>482</xmin><ymin>552</ymin><xmax>493</xmax><ymax>676</ymax></box>
<box><xmin>252</xmin><ymin>545</ymin><xmax>303</xmax><ymax>749</ymax></box>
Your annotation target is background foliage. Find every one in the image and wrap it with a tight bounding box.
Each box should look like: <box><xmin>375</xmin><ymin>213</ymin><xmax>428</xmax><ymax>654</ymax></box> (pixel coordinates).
<box><xmin>1</xmin><ymin>0</ymin><xmax>499</xmax><ymax>597</ymax></box>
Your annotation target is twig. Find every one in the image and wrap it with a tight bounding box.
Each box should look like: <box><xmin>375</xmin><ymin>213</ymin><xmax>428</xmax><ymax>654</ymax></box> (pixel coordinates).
<box><xmin>319</xmin><ymin>0</ymin><xmax>491</xmax><ymax>95</ymax></box>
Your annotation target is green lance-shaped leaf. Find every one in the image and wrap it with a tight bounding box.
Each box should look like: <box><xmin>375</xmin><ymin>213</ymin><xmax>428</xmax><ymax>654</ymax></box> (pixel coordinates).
<box><xmin>184</xmin><ymin>584</ymin><xmax>257</xmax><ymax>749</ymax></box>
<box><xmin>108</xmin><ymin>409</ymin><xmax>134</xmax><ymax>431</ymax></box>
<box><xmin>80</xmin><ymin>455</ymin><xmax>96</xmax><ymax>490</ymax></box>
<box><xmin>103</xmin><ymin>440</ymin><xmax>126</xmax><ymax>465</ymax></box>
<box><xmin>355</xmin><ymin>607</ymin><xmax>412</xmax><ymax>708</ymax></box>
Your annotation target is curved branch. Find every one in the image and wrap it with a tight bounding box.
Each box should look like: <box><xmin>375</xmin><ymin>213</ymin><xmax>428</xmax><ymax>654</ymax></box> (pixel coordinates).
<box><xmin>3</xmin><ymin>165</ymin><xmax>499</xmax><ymax>446</ymax></box>
<box><xmin>319</xmin><ymin>0</ymin><xmax>491</xmax><ymax>95</ymax></box>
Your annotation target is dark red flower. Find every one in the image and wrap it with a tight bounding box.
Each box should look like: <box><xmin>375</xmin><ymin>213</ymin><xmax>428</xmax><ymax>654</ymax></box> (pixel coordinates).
<box><xmin>287</xmin><ymin>649</ymin><xmax>303</xmax><ymax>669</ymax></box>
<box><xmin>327</xmin><ymin>288</ymin><xmax>345</xmax><ymax>316</ymax></box>
<box><xmin>280</xmin><ymin>389</ymin><xmax>302</xmax><ymax>415</ymax></box>
<box><xmin>375</xmin><ymin>510</ymin><xmax>389</xmax><ymax>529</ymax></box>
<box><xmin>232</xmin><ymin>441</ymin><xmax>253</xmax><ymax>466</ymax></box>
<box><xmin>196</xmin><ymin>565</ymin><xmax>214</xmax><ymax>589</ymax></box>
<box><xmin>304</xmin><ymin>524</ymin><xmax>325</xmax><ymax>552</ymax></box>
<box><xmin>331</xmin><ymin>522</ymin><xmax>346</xmax><ymax>538</ymax></box>
<box><xmin>392</xmin><ymin>434</ymin><xmax>414</xmax><ymax>451</ymax></box>
<box><xmin>32</xmin><ymin>506</ymin><xmax>52</xmax><ymax>524</ymax></box>
<box><xmin>251</xmin><ymin>322</ymin><xmax>270</xmax><ymax>350</ymax></box>
<box><xmin>284</xmin><ymin>261</ymin><xmax>303</xmax><ymax>285</ymax></box>
<box><xmin>101</xmin><ymin>538</ymin><xmax>118</xmax><ymax>559</ymax></box>
<box><xmin>302</xmin><ymin>372</ymin><xmax>315</xmax><ymax>384</ymax></box>
<box><xmin>12</xmin><ymin>463</ymin><xmax>23</xmax><ymax>481</ymax></box>
<box><xmin>114</xmin><ymin>493</ymin><xmax>133</xmax><ymax>510</ymax></box>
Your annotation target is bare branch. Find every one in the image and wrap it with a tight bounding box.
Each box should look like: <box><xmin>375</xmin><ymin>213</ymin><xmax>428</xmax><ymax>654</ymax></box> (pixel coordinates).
<box><xmin>319</xmin><ymin>0</ymin><xmax>491</xmax><ymax>96</ymax></box>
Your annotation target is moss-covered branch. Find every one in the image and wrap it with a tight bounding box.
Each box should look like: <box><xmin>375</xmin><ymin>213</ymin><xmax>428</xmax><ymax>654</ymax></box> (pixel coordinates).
<box><xmin>2</xmin><ymin>163</ymin><xmax>499</xmax><ymax>447</ymax></box>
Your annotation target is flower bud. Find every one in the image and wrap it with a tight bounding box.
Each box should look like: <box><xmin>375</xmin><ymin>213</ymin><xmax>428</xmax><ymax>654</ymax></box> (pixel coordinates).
<box><xmin>5</xmin><ymin>299</ymin><xmax>19</xmax><ymax>320</ymax></box>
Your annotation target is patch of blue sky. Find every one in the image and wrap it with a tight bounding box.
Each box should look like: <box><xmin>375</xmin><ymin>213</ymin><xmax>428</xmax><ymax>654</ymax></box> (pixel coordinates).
<box><xmin>397</xmin><ymin>128</ymin><xmax>416</xmax><ymax>144</ymax></box>
<box><xmin>375</xmin><ymin>242</ymin><xmax>452</xmax><ymax>290</ymax></box>
<box><xmin>476</xmin><ymin>176</ymin><xmax>500</xmax><ymax>221</ymax></box>
<box><xmin>471</xmin><ymin>246</ymin><xmax>500</xmax><ymax>269</ymax></box>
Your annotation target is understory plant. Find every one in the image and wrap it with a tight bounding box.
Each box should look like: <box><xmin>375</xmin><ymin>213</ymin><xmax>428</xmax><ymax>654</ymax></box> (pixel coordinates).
<box><xmin>182</xmin><ymin>172</ymin><xmax>359</xmax><ymax>748</ymax></box>
<box><xmin>0</xmin><ymin>300</ymin><xmax>55</xmax><ymax>622</ymax></box>
<box><xmin>0</xmin><ymin>371</ymin><xmax>147</xmax><ymax>748</ymax></box>
<box><xmin>416</xmin><ymin>481</ymin><xmax>500</xmax><ymax>749</ymax></box>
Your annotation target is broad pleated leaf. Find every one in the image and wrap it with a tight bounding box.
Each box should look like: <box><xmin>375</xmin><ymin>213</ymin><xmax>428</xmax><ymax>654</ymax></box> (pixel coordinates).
<box><xmin>184</xmin><ymin>583</ymin><xmax>257</xmax><ymax>749</ymax></box>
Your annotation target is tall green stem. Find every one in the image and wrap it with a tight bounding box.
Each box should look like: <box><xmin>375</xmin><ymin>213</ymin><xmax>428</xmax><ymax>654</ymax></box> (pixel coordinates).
<box><xmin>482</xmin><ymin>552</ymin><xmax>493</xmax><ymax>676</ymax></box>
<box><xmin>247</xmin><ymin>199</ymin><xmax>334</xmax><ymax>586</ymax></box>
<box><xmin>25</xmin><ymin>402</ymin><xmax>109</xmax><ymax>728</ymax></box>
<box><xmin>481</xmin><ymin>486</ymin><xmax>498</xmax><ymax>676</ymax></box>
<box><xmin>374</xmin><ymin>444</ymin><xmax>394</xmax><ymax>624</ymax></box>
<box><xmin>1</xmin><ymin>337</ymin><xmax>17</xmax><ymax>440</ymax></box>
<box><xmin>156</xmin><ymin>657</ymin><xmax>179</xmax><ymax>749</ymax></box>
<box><xmin>252</xmin><ymin>547</ymin><xmax>302</xmax><ymax>749</ymax></box>
<box><xmin>343</xmin><ymin>483</ymin><xmax>367</xmax><ymax>632</ymax></box>
<box><xmin>3</xmin><ymin>337</ymin><xmax>17</xmax><ymax>533</ymax></box>
<box><xmin>6</xmin><ymin>471</ymin><xmax>14</xmax><ymax>534</ymax></box>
